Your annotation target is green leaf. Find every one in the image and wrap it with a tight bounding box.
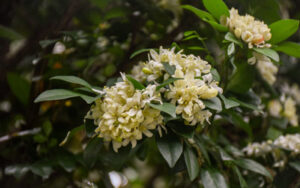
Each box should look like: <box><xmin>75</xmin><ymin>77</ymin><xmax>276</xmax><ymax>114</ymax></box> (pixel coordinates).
<box><xmin>273</xmin><ymin>41</ymin><xmax>300</xmax><ymax>58</ymax></box>
<box><xmin>218</xmin><ymin>147</ymin><xmax>233</xmax><ymax>161</ymax></box>
<box><xmin>227</xmin><ymin>43</ymin><xmax>235</xmax><ymax>56</ymax></box>
<box><xmin>211</xmin><ymin>68</ymin><xmax>221</xmax><ymax>82</ymax></box>
<box><xmin>195</xmin><ymin>137</ymin><xmax>211</xmax><ymax>165</ymax></box>
<box><xmin>169</xmin><ymin>123</ymin><xmax>195</xmax><ymax>139</ymax></box>
<box><xmin>188</xmin><ymin>46</ymin><xmax>206</xmax><ymax>51</ymax></box>
<box><xmin>204</xmin><ymin>20</ymin><xmax>229</xmax><ymax>32</ymax></box>
<box><xmin>289</xmin><ymin>161</ymin><xmax>300</xmax><ymax>173</ymax></box>
<box><xmin>203</xmin><ymin>97</ymin><xmax>222</xmax><ymax>111</ymax></box>
<box><xmin>266</xmin><ymin>127</ymin><xmax>282</xmax><ymax>140</ymax></box>
<box><xmin>162</xmin><ymin>62</ymin><xmax>176</xmax><ymax>75</ymax></box>
<box><xmin>227</xmin><ymin>63</ymin><xmax>255</xmax><ymax>94</ymax></box>
<box><xmin>201</xmin><ymin>168</ymin><xmax>228</xmax><ymax>188</ymax></box>
<box><xmin>7</xmin><ymin>72</ymin><xmax>31</xmax><ymax>106</ymax></box>
<box><xmin>34</xmin><ymin>89</ymin><xmax>96</xmax><ymax>104</ymax></box>
<box><xmin>83</xmin><ymin>137</ymin><xmax>103</xmax><ymax>168</ymax></box>
<box><xmin>253</xmin><ymin>48</ymin><xmax>279</xmax><ymax>62</ymax></box>
<box><xmin>157</xmin><ymin>133</ymin><xmax>183</xmax><ymax>168</ymax></box>
<box><xmin>184</xmin><ymin>145</ymin><xmax>200</xmax><ymax>181</ymax></box>
<box><xmin>30</xmin><ymin>162</ymin><xmax>53</xmax><ymax>179</ymax></box>
<box><xmin>42</xmin><ymin>120</ymin><xmax>52</xmax><ymax>137</ymax></box>
<box><xmin>228</xmin><ymin>110</ymin><xmax>252</xmax><ymax>137</ymax></box>
<box><xmin>0</xmin><ymin>25</ymin><xmax>23</xmax><ymax>40</ymax></box>
<box><xmin>156</xmin><ymin>77</ymin><xmax>183</xmax><ymax>91</ymax></box>
<box><xmin>229</xmin><ymin>98</ymin><xmax>262</xmax><ymax>112</ymax></box>
<box><xmin>219</xmin><ymin>95</ymin><xmax>239</xmax><ymax>109</ymax></box>
<box><xmin>51</xmin><ymin>75</ymin><xmax>92</xmax><ymax>89</ymax></box>
<box><xmin>149</xmin><ymin>103</ymin><xmax>176</xmax><ymax>118</ymax></box>
<box><xmin>233</xmin><ymin>165</ymin><xmax>248</xmax><ymax>188</ymax></box>
<box><xmin>202</xmin><ymin>0</ymin><xmax>229</xmax><ymax>20</ymax></box>
<box><xmin>181</xmin><ymin>5</ymin><xmax>215</xmax><ymax>21</ymax></box>
<box><xmin>224</xmin><ymin>32</ymin><xmax>243</xmax><ymax>47</ymax></box>
<box><xmin>130</xmin><ymin>48</ymin><xmax>151</xmax><ymax>59</ymax></box>
<box><xmin>269</xmin><ymin>19</ymin><xmax>299</xmax><ymax>44</ymax></box>
<box><xmin>126</xmin><ymin>75</ymin><xmax>146</xmax><ymax>90</ymax></box>
<box><xmin>234</xmin><ymin>158</ymin><xmax>273</xmax><ymax>180</ymax></box>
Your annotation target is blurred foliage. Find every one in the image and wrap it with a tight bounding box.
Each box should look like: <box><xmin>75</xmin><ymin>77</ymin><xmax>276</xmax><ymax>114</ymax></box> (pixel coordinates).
<box><xmin>1</xmin><ymin>0</ymin><xmax>300</xmax><ymax>187</ymax></box>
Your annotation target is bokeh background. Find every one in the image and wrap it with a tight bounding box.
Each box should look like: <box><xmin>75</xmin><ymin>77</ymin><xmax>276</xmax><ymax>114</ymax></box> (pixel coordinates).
<box><xmin>0</xmin><ymin>0</ymin><xmax>300</xmax><ymax>187</ymax></box>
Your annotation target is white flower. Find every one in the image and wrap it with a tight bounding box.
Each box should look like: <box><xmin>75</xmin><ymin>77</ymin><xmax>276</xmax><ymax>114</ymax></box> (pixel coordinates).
<box><xmin>283</xmin><ymin>97</ymin><xmax>298</xmax><ymax>126</ymax></box>
<box><xmin>268</xmin><ymin>100</ymin><xmax>282</xmax><ymax>117</ymax></box>
<box><xmin>243</xmin><ymin>141</ymin><xmax>273</xmax><ymax>157</ymax></box>
<box><xmin>131</xmin><ymin>62</ymin><xmax>147</xmax><ymax>83</ymax></box>
<box><xmin>143</xmin><ymin>47</ymin><xmax>212</xmax><ymax>82</ymax></box>
<box><xmin>166</xmin><ymin>70</ymin><xmax>219</xmax><ymax>125</ymax></box>
<box><xmin>222</xmin><ymin>8</ymin><xmax>271</xmax><ymax>48</ymax></box>
<box><xmin>86</xmin><ymin>75</ymin><xmax>164</xmax><ymax>152</ymax></box>
<box><xmin>248</xmin><ymin>52</ymin><xmax>278</xmax><ymax>85</ymax></box>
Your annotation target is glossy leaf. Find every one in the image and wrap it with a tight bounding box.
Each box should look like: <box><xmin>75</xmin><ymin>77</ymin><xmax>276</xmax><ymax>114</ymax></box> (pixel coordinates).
<box><xmin>201</xmin><ymin>168</ymin><xmax>228</xmax><ymax>188</ymax></box>
<box><xmin>157</xmin><ymin>133</ymin><xmax>183</xmax><ymax>168</ymax></box>
<box><xmin>219</xmin><ymin>95</ymin><xmax>239</xmax><ymax>109</ymax></box>
<box><xmin>202</xmin><ymin>0</ymin><xmax>229</xmax><ymax>20</ymax></box>
<box><xmin>181</xmin><ymin>5</ymin><xmax>215</xmax><ymax>21</ymax></box>
<box><xmin>34</xmin><ymin>89</ymin><xmax>96</xmax><ymax>104</ymax></box>
<box><xmin>149</xmin><ymin>103</ymin><xmax>176</xmax><ymax>118</ymax></box>
<box><xmin>130</xmin><ymin>48</ymin><xmax>151</xmax><ymax>59</ymax></box>
<box><xmin>156</xmin><ymin>77</ymin><xmax>183</xmax><ymax>91</ymax></box>
<box><xmin>162</xmin><ymin>62</ymin><xmax>176</xmax><ymax>75</ymax></box>
<box><xmin>234</xmin><ymin>158</ymin><xmax>273</xmax><ymax>179</ymax></box>
<box><xmin>233</xmin><ymin>165</ymin><xmax>248</xmax><ymax>188</ymax></box>
<box><xmin>51</xmin><ymin>75</ymin><xmax>92</xmax><ymax>89</ymax></box>
<box><xmin>126</xmin><ymin>75</ymin><xmax>145</xmax><ymax>90</ymax></box>
<box><xmin>184</xmin><ymin>146</ymin><xmax>200</xmax><ymax>181</ymax></box>
<box><xmin>269</xmin><ymin>19</ymin><xmax>299</xmax><ymax>44</ymax></box>
<box><xmin>274</xmin><ymin>41</ymin><xmax>300</xmax><ymax>58</ymax></box>
<box><xmin>253</xmin><ymin>48</ymin><xmax>279</xmax><ymax>62</ymax></box>
<box><xmin>224</xmin><ymin>32</ymin><xmax>243</xmax><ymax>47</ymax></box>
<box><xmin>203</xmin><ymin>97</ymin><xmax>222</xmax><ymax>111</ymax></box>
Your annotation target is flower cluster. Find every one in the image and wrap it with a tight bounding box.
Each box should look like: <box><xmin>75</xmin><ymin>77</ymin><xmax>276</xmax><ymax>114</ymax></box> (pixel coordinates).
<box><xmin>132</xmin><ymin>47</ymin><xmax>222</xmax><ymax>126</ymax></box>
<box><xmin>248</xmin><ymin>52</ymin><xmax>278</xmax><ymax>85</ymax></box>
<box><xmin>86</xmin><ymin>74</ymin><xmax>164</xmax><ymax>152</ymax></box>
<box><xmin>221</xmin><ymin>8</ymin><xmax>271</xmax><ymax>48</ymax></box>
<box><xmin>268</xmin><ymin>96</ymin><xmax>298</xmax><ymax>127</ymax></box>
<box><xmin>243</xmin><ymin>134</ymin><xmax>300</xmax><ymax>157</ymax></box>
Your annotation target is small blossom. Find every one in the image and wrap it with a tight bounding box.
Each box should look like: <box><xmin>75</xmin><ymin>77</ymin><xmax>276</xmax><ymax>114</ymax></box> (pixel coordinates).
<box><xmin>86</xmin><ymin>75</ymin><xmax>164</xmax><ymax>152</ymax></box>
<box><xmin>268</xmin><ymin>100</ymin><xmax>282</xmax><ymax>117</ymax></box>
<box><xmin>248</xmin><ymin>52</ymin><xmax>278</xmax><ymax>85</ymax></box>
<box><xmin>283</xmin><ymin>97</ymin><xmax>298</xmax><ymax>126</ymax></box>
<box><xmin>222</xmin><ymin>8</ymin><xmax>271</xmax><ymax>48</ymax></box>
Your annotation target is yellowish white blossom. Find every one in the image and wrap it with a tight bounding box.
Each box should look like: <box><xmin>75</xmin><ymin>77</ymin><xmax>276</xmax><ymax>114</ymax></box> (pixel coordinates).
<box><xmin>222</xmin><ymin>8</ymin><xmax>271</xmax><ymax>48</ymax></box>
<box><xmin>268</xmin><ymin>100</ymin><xmax>282</xmax><ymax>117</ymax></box>
<box><xmin>243</xmin><ymin>140</ymin><xmax>273</xmax><ymax>157</ymax></box>
<box><xmin>166</xmin><ymin>70</ymin><xmax>220</xmax><ymax>126</ymax></box>
<box><xmin>244</xmin><ymin>134</ymin><xmax>300</xmax><ymax>157</ymax></box>
<box><xmin>283</xmin><ymin>97</ymin><xmax>298</xmax><ymax>126</ymax></box>
<box><xmin>282</xmin><ymin>83</ymin><xmax>300</xmax><ymax>105</ymax></box>
<box><xmin>248</xmin><ymin>52</ymin><xmax>278</xmax><ymax>85</ymax></box>
<box><xmin>131</xmin><ymin>62</ymin><xmax>147</xmax><ymax>83</ymax></box>
<box><xmin>135</xmin><ymin>47</ymin><xmax>212</xmax><ymax>82</ymax></box>
<box><xmin>86</xmin><ymin>74</ymin><xmax>164</xmax><ymax>152</ymax></box>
